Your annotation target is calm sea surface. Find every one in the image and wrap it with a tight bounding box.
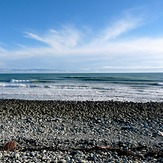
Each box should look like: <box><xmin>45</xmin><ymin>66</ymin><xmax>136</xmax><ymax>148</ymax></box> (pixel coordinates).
<box><xmin>0</xmin><ymin>73</ymin><xmax>163</xmax><ymax>102</ymax></box>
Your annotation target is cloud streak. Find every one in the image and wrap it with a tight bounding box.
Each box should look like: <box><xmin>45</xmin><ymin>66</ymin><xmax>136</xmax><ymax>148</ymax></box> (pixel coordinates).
<box><xmin>25</xmin><ymin>26</ymin><xmax>81</xmax><ymax>51</ymax></box>
<box><xmin>94</xmin><ymin>17</ymin><xmax>142</xmax><ymax>44</ymax></box>
<box><xmin>24</xmin><ymin>17</ymin><xmax>142</xmax><ymax>54</ymax></box>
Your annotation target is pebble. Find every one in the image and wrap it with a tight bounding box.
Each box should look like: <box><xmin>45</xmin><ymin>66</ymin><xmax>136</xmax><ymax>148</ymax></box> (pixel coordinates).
<box><xmin>0</xmin><ymin>99</ymin><xmax>162</xmax><ymax>162</ymax></box>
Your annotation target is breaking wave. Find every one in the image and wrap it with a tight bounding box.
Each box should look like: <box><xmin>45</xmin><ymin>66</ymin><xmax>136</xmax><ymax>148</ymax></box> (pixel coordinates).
<box><xmin>10</xmin><ymin>79</ymin><xmax>37</xmax><ymax>83</ymax></box>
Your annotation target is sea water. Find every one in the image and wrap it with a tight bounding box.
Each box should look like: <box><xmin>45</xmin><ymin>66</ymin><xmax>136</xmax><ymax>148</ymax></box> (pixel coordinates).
<box><xmin>0</xmin><ymin>73</ymin><xmax>163</xmax><ymax>102</ymax></box>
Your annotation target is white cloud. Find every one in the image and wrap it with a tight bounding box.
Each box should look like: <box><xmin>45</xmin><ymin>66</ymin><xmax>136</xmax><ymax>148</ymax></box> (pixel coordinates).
<box><xmin>23</xmin><ymin>17</ymin><xmax>142</xmax><ymax>54</ymax></box>
<box><xmin>93</xmin><ymin>17</ymin><xmax>142</xmax><ymax>44</ymax></box>
<box><xmin>1</xmin><ymin>15</ymin><xmax>163</xmax><ymax>71</ymax></box>
<box><xmin>0</xmin><ymin>46</ymin><xmax>7</xmax><ymax>54</ymax></box>
<box><xmin>25</xmin><ymin>26</ymin><xmax>81</xmax><ymax>52</ymax></box>
<box><xmin>102</xmin><ymin>65</ymin><xmax>163</xmax><ymax>69</ymax></box>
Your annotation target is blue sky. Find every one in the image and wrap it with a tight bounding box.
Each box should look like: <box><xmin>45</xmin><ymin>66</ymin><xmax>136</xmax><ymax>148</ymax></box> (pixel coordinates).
<box><xmin>1</xmin><ymin>0</ymin><xmax>163</xmax><ymax>72</ymax></box>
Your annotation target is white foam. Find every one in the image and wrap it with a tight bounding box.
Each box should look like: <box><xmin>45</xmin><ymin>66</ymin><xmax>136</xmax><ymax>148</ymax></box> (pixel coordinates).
<box><xmin>157</xmin><ymin>82</ymin><xmax>163</xmax><ymax>86</ymax></box>
<box><xmin>0</xmin><ymin>81</ymin><xmax>163</xmax><ymax>102</ymax></box>
<box><xmin>0</xmin><ymin>82</ymin><xmax>41</xmax><ymax>88</ymax></box>
<box><xmin>10</xmin><ymin>79</ymin><xmax>31</xmax><ymax>83</ymax></box>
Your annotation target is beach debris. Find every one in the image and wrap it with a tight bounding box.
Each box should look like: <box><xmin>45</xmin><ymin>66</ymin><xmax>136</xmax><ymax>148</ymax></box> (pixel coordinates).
<box><xmin>93</xmin><ymin>145</ymin><xmax>112</xmax><ymax>150</ymax></box>
<box><xmin>158</xmin><ymin>131</ymin><xmax>163</xmax><ymax>136</ymax></box>
<box><xmin>3</xmin><ymin>140</ymin><xmax>17</xmax><ymax>151</ymax></box>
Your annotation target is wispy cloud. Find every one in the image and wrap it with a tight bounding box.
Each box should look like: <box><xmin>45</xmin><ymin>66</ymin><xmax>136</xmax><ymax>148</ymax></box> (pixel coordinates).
<box><xmin>0</xmin><ymin>46</ymin><xmax>7</xmax><ymax>53</ymax></box>
<box><xmin>24</xmin><ymin>17</ymin><xmax>142</xmax><ymax>53</ymax></box>
<box><xmin>1</xmin><ymin>14</ymin><xmax>163</xmax><ymax>71</ymax></box>
<box><xmin>93</xmin><ymin>17</ymin><xmax>142</xmax><ymax>44</ymax></box>
<box><xmin>11</xmin><ymin>16</ymin><xmax>142</xmax><ymax>58</ymax></box>
<box><xmin>25</xmin><ymin>26</ymin><xmax>81</xmax><ymax>51</ymax></box>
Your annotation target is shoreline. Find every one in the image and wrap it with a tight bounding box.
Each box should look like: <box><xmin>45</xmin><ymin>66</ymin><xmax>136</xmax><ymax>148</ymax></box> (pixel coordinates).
<box><xmin>0</xmin><ymin>99</ymin><xmax>163</xmax><ymax>162</ymax></box>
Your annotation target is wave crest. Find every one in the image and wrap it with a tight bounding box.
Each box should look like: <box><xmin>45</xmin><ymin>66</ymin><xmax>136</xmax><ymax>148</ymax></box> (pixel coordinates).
<box><xmin>10</xmin><ymin>79</ymin><xmax>34</xmax><ymax>83</ymax></box>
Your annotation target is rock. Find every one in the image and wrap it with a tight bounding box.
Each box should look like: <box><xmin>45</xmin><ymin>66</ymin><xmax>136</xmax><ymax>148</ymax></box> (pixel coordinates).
<box><xmin>14</xmin><ymin>152</ymin><xmax>20</xmax><ymax>159</ymax></box>
<box><xmin>3</xmin><ymin>141</ymin><xmax>17</xmax><ymax>151</ymax></box>
<box><xmin>58</xmin><ymin>159</ymin><xmax>67</xmax><ymax>163</ymax></box>
<box><xmin>1</xmin><ymin>100</ymin><xmax>162</xmax><ymax>162</ymax></box>
<box><xmin>158</xmin><ymin>131</ymin><xmax>163</xmax><ymax>136</ymax></box>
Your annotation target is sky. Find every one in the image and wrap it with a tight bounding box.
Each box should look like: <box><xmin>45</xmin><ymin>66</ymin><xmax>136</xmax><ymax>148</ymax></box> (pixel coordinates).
<box><xmin>1</xmin><ymin>0</ymin><xmax>163</xmax><ymax>72</ymax></box>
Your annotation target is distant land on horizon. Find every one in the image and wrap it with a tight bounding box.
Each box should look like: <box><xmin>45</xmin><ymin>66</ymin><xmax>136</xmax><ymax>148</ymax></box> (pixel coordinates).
<box><xmin>0</xmin><ymin>69</ymin><xmax>163</xmax><ymax>74</ymax></box>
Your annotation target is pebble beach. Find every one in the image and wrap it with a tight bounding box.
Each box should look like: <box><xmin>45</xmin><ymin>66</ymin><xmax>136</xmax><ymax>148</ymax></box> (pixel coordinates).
<box><xmin>0</xmin><ymin>99</ymin><xmax>163</xmax><ymax>162</ymax></box>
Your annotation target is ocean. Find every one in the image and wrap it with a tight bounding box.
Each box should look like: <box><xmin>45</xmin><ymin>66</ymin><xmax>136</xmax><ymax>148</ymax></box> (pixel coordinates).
<box><xmin>0</xmin><ymin>73</ymin><xmax>163</xmax><ymax>102</ymax></box>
